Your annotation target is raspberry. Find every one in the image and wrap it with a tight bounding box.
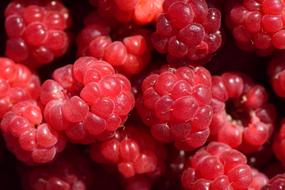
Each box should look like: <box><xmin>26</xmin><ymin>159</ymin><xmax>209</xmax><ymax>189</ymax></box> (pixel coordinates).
<box><xmin>181</xmin><ymin>142</ymin><xmax>256</xmax><ymax>189</ymax></box>
<box><xmin>210</xmin><ymin>72</ymin><xmax>276</xmax><ymax>153</ymax></box>
<box><xmin>272</xmin><ymin>120</ymin><xmax>285</xmax><ymax>166</ymax></box>
<box><xmin>41</xmin><ymin>57</ymin><xmax>135</xmax><ymax>144</ymax></box>
<box><xmin>77</xmin><ymin>13</ymin><xmax>151</xmax><ymax>76</ymax></box>
<box><xmin>0</xmin><ymin>100</ymin><xmax>66</xmax><ymax>164</ymax></box>
<box><xmin>0</xmin><ymin>57</ymin><xmax>40</xmax><ymax>118</ymax></box>
<box><xmin>21</xmin><ymin>146</ymin><xmax>94</xmax><ymax>190</ymax></box>
<box><xmin>5</xmin><ymin>0</ymin><xmax>70</xmax><ymax>68</ymax></box>
<box><xmin>90</xmin><ymin>123</ymin><xmax>166</xmax><ymax>178</ymax></box>
<box><xmin>268</xmin><ymin>53</ymin><xmax>285</xmax><ymax>97</ymax></box>
<box><xmin>250</xmin><ymin>168</ymin><xmax>269</xmax><ymax>190</ymax></box>
<box><xmin>90</xmin><ymin>0</ymin><xmax>164</xmax><ymax>25</ymax></box>
<box><xmin>262</xmin><ymin>174</ymin><xmax>285</xmax><ymax>190</ymax></box>
<box><xmin>227</xmin><ymin>0</ymin><xmax>285</xmax><ymax>55</ymax></box>
<box><xmin>136</xmin><ymin>65</ymin><xmax>213</xmax><ymax>150</ymax></box>
<box><xmin>151</xmin><ymin>0</ymin><xmax>222</xmax><ymax>65</ymax></box>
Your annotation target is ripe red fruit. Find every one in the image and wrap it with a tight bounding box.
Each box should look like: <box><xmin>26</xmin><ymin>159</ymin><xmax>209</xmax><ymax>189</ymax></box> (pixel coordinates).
<box><xmin>136</xmin><ymin>65</ymin><xmax>213</xmax><ymax>150</ymax></box>
<box><xmin>41</xmin><ymin>57</ymin><xmax>135</xmax><ymax>144</ymax></box>
<box><xmin>0</xmin><ymin>100</ymin><xmax>66</xmax><ymax>164</ymax></box>
<box><xmin>152</xmin><ymin>0</ymin><xmax>222</xmax><ymax>65</ymax></box>
<box><xmin>210</xmin><ymin>72</ymin><xmax>276</xmax><ymax>153</ymax></box>
<box><xmin>227</xmin><ymin>0</ymin><xmax>285</xmax><ymax>55</ymax></box>
<box><xmin>77</xmin><ymin>13</ymin><xmax>151</xmax><ymax>76</ymax></box>
<box><xmin>0</xmin><ymin>57</ymin><xmax>40</xmax><ymax>118</ymax></box>
<box><xmin>90</xmin><ymin>123</ymin><xmax>166</xmax><ymax>178</ymax></box>
<box><xmin>90</xmin><ymin>0</ymin><xmax>164</xmax><ymax>25</ymax></box>
<box><xmin>268</xmin><ymin>53</ymin><xmax>285</xmax><ymax>97</ymax></box>
<box><xmin>181</xmin><ymin>142</ymin><xmax>261</xmax><ymax>189</ymax></box>
<box><xmin>273</xmin><ymin>120</ymin><xmax>285</xmax><ymax>166</ymax></box>
<box><xmin>262</xmin><ymin>174</ymin><xmax>285</xmax><ymax>190</ymax></box>
<box><xmin>5</xmin><ymin>0</ymin><xmax>70</xmax><ymax>68</ymax></box>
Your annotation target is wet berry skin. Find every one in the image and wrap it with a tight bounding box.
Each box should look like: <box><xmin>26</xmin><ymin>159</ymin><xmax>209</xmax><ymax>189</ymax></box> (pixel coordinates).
<box><xmin>262</xmin><ymin>174</ymin><xmax>285</xmax><ymax>190</ymax></box>
<box><xmin>152</xmin><ymin>0</ymin><xmax>222</xmax><ymax>65</ymax></box>
<box><xmin>136</xmin><ymin>65</ymin><xmax>213</xmax><ymax>150</ymax></box>
<box><xmin>5</xmin><ymin>0</ymin><xmax>70</xmax><ymax>68</ymax></box>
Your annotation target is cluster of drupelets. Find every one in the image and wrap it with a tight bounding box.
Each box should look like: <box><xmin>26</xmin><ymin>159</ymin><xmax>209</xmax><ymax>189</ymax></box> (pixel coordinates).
<box><xmin>1</xmin><ymin>0</ymin><xmax>285</xmax><ymax>189</ymax></box>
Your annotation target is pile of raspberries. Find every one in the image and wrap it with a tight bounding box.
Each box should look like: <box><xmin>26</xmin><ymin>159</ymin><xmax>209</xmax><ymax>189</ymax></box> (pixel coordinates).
<box><xmin>2</xmin><ymin>0</ymin><xmax>285</xmax><ymax>189</ymax></box>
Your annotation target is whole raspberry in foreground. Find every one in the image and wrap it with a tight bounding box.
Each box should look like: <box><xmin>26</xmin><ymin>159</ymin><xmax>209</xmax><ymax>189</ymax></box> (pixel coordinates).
<box><xmin>262</xmin><ymin>174</ymin><xmax>285</xmax><ymax>190</ymax></box>
<box><xmin>151</xmin><ymin>0</ymin><xmax>222</xmax><ymax>65</ymax></box>
<box><xmin>90</xmin><ymin>123</ymin><xmax>166</xmax><ymax>178</ymax></box>
<box><xmin>77</xmin><ymin>13</ymin><xmax>151</xmax><ymax>76</ymax></box>
<box><xmin>268</xmin><ymin>53</ymin><xmax>285</xmax><ymax>97</ymax></box>
<box><xmin>0</xmin><ymin>57</ymin><xmax>40</xmax><ymax>118</ymax></box>
<box><xmin>181</xmin><ymin>142</ymin><xmax>263</xmax><ymax>189</ymax></box>
<box><xmin>5</xmin><ymin>0</ymin><xmax>70</xmax><ymax>68</ymax></box>
<box><xmin>227</xmin><ymin>0</ymin><xmax>285</xmax><ymax>55</ymax></box>
<box><xmin>0</xmin><ymin>100</ymin><xmax>66</xmax><ymax>164</ymax></box>
<box><xmin>21</xmin><ymin>146</ymin><xmax>94</xmax><ymax>190</ymax></box>
<box><xmin>210</xmin><ymin>72</ymin><xmax>276</xmax><ymax>153</ymax></box>
<box><xmin>136</xmin><ymin>65</ymin><xmax>213</xmax><ymax>150</ymax></box>
<box><xmin>90</xmin><ymin>0</ymin><xmax>164</xmax><ymax>25</ymax></box>
<box><xmin>41</xmin><ymin>57</ymin><xmax>135</xmax><ymax>144</ymax></box>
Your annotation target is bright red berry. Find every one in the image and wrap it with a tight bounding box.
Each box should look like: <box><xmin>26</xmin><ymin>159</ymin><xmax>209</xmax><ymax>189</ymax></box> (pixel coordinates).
<box><xmin>268</xmin><ymin>53</ymin><xmax>285</xmax><ymax>97</ymax></box>
<box><xmin>152</xmin><ymin>0</ymin><xmax>222</xmax><ymax>65</ymax></box>
<box><xmin>5</xmin><ymin>0</ymin><xmax>70</xmax><ymax>68</ymax></box>
<box><xmin>262</xmin><ymin>174</ymin><xmax>285</xmax><ymax>190</ymax></box>
<box><xmin>136</xmin><ymin>65</ymin><xmax>213</xmax><ymax>150</ymax></box>
<box><xmin>210</xmin><ymin>72</ymin><xmax>276</xmax><ymax>153</ymax></box>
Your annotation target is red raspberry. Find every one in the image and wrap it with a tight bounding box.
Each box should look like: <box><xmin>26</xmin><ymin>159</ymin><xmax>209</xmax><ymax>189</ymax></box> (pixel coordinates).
<box><xmin>90</xmin><ymin>0</ymin><xmax>164</xmax><ymax>25</ymax></box>
<box><xmin>136</xmin><ymin>65</ymin><xmax>213</xmax><ymax>150</ymax></box>
<box><xmin>210</xmin><ymin>72</ymin><xmax>276</xmax><ymax>153</ymax></box>
<box><xmin>151</xmin><ymin>0</ymin><xmax>222</xmax><ymax>65</ymax></box>
<box><xmin>262</xmin><ymin>174</ymin><xmax>285</xmax><ymax>190</ymax></box>
<box><xmin>77</xmin><ymin>13</ymin><xmax>151</xmax><ymax>76</ymax></box>
<box><xmin>181</xmin><ymin>142</ymin><xmax>256</xmax><ymax>189</ymax></box>
<box><xmin>273</xmin><ymin>120</ymin><xmax>285</xmax><ymax>166</ymax></box>
<box><xmin>0</xmin><ymin>57</ymin><xmax>40</xmax><ymax>118</ymax></box>
<box><xmin>268</xmin><ymin>53</ymin><xmax>285</xmax><ymax>97</ymax></box>
<box><xmin>5</xmin><ymin>0</ymin><xmax>70</xmax><ymax>68</ymax></box>
<box><xmin>41</xmin><ymin>57</ymin><xmax>135</xmax><ymax>144</ymax></box>
<box><xmin>227</xmin><ymin>0</ymin><xmax>285</xmax><ymax>55</ymax></box>
<box><xmin>90</xmin><ymin>123</ymin><xmax>166</xmax><ymax>178</ymax></box>
<box><xmin>250</xmin><ymin>168</ymin><xmax>269</xmax><ymax>190</ymax></box>
<box><xmin>0</xmin><ymin>100</ymin><xmax>66</xmax><ymax>164</ymax></box>
<box><xmin>21</xmin><ymin>146</ymin><xmax>94</xmax><ymax>190</ymax></box>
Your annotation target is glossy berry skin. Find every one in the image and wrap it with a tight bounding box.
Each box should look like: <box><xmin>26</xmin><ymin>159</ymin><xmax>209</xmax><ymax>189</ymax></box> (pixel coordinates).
<box><xmin>90</xmin><ymin>123</ymin><xmax>166</xmax><ymax>178</ymax></box>
<box><xmin>136</xmin><ymin>65</ymin><xmax>213</xmax><ymax>150</ymax></box>
<box><xmin>0</xmin><ymin>100</ymin><xmax>66</xmax><ymax>164</ymax></box>
<box><xmin>273</xmin><ymin>120</ymin><xmax>285</xmax><ymax>167</ymax></box>
<box><xmin>227</xmin><ymin>0</ymin><xmax>285</xmax><ymax>55</ymax></box>
<box><xmin>152</xmin><ymin>0</ymin><xmax>222</xmax><ymax>65</ymax></box>
<box><xmin>21</xmin><ymin>146</ymin><xmax>94</xmax><ymax>190</ymax></box>
<box><xmin>41</xmin><ymin>57</ymin><xmax>135</xmax><ymax>144</ymax></box>
<box><xmin>268</xmin><ymin>54</ymin><xmax>285</xmax><ymax>97</ymax></box>
<box><xmin>262</xmin><ymin>174</ymin><xmax>285</xmax><ymax>190</ymax></box>
<box><xmin>181</xmin><ymin>142</ymin><xmax>255</xmax><ymax>190</ymax></box>
<box><xmin>77</xmin><ymin>14</ymin><xmax>151</xmax><ymax>76</ymax></box>
<box><xmin>0</xmin><ymin>57</ymin><xmax>40</xmax><ymax>118</ymax></box>
<box><xmin>249</xmin><ymin>168</ymin><xmax>269</xmax><ymax>190</ymax></box>
<box><xmin>90</xmin><ymin>0</ymin><xmax>164</xmax><ymax>25</ymax></box>
<box><xmin>210</xmin><ymin>72</ymin><xmax>276</xmax><ymax>153</ymax></box>
<box><xmin>5</xmin><ymin>0</ymin><xmax>70</xmax><ymax>67</ymax></box>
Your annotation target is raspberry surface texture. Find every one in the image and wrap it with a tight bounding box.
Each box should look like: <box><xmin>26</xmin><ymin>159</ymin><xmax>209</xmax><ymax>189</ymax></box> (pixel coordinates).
<box><xmin>227</xmin><ymin>0</ymin><xmax>285</xmax><ymax>55</ymax></box>
<box><xmin>210</xmin><ymin>72</ymin><xmax>276</xmax><ymax>153</ymax></box>
<box><xmin>151</xmin><ymin>0</ymin><xmax>222</xmax><ymax>65</ymax></box>
<box><xmin>136</xmin><ymin>65</ymin><xmax>213</xmax><ymax>150</ymax></box>
<box><xmin>268</xmin><ymin>53</ymin><xmax>285</xmax><ymax>97</ymax></box>
<box><xmin>262</xmin><ymin>174</ymin><xmax>285</xmax><ymax>190</ymax></box>
<box><xmin>5</xmin><ymin>0</ymin><xmax>70</xmax><ymax>67</ymax></box>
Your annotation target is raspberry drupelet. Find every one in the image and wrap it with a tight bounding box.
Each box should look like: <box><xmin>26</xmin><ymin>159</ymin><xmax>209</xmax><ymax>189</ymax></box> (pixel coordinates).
<box><xmin>151</xmin><ymin>0</ymin><xmax>222</xmax><ymax>65</ymax></box>
<box><xmin>136</xmin><ymin>65</ymin><xmax>213</xmax><ymax>150</ymax></box>
<box><xmin>262</xmin><ymin>174</ymin><xmax>285</xmax><ymax>190</ymax></box>
<box><xmin>181</xmin><ymin>142</ymin><xmax>263</xmax><ymax>190</ymax></box>
<box><xmin>89</xmin><ymin>0</ymin><xmax>164</xmax><ymax>25</ymax></box>
<box><xmin>0</xmin><ymin>100</ymin><xmax>66</xmax><ymax>164</ymax></box>
<box><xmin>21</xmin><ymin>146</ymin><xmax>94</xmax><ymax>190</ymax></box>
<box><xmin>227</xmin><ymin>0</ymin><xmax>285</xmax><ymax>55</ymax></box>
<box><xmin>90</xmin><ymin>123</ymin><xmax>166</xmax><ymax>178</ymax></box>
<box><xmin>268</xmin><ymin>53</ymin><xmax>285</xmax><ymax>97</ymax></box>
<box><xmin>210</xmin><ymin>72</ymin><xmax>276</xmax><ymax>153</ymax></box>
<box><xmin>41</xmin><ymin>57</ymin><xmax>135</xmax><ymax>144</ymax></box>
<box><xmin>5</xmin><ymin>0</ymin><xmax>71</xmax><ymax>68</ymax></box>
<box><xmin>273</xmin><ymin>120</ymin><xmax>285</xmax><ymax>166</ymax></box>
<box><xmin>77</xmin><ymin>13</ymin><xmax>151</xmax><ymax>77</ymax></box>
<box><xmin>0</xmin><ymin>57</ymin><xmax>40</xmax><ymax>118</ymax></box>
